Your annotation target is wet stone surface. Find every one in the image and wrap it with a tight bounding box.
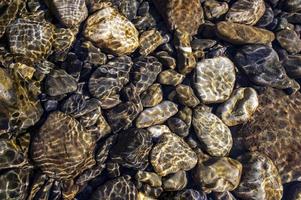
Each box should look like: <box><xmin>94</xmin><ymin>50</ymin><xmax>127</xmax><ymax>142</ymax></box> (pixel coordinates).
<box><xmin>1</xmin><ymin>0</ymin><xmax>301</xmax><ymax>199</ymax></box>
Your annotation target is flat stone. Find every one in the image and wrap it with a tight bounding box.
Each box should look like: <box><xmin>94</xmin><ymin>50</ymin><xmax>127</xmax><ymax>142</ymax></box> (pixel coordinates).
<box><xmin>194</xmin><ymin>56</ymin><xmax>236</xmax><ymax>104</ymax></box>
<box><xmin>276</xmin><ymin>29</ymin><xmax>301</xmax><ymax>54</ymax></box>
<box><xmin>283</xmin><ymin>54</ymin><xmax>301</xmax><ymax>78</ymax></box>
<box><xmin>217</xmin><ymin>21</ymin><xmax>275</xmax><ymax>45</ymax></box>
<box><xmin>150</xmin><ymin>132</ymin><xmax>197</xmax><ymax>176</ymax></box>
<box><xmin>158</xmin><ymin>69</ymin><xmax>185</xmax><ymax>86</ymax></box>
<box><xmin>136</xmin><ymin>101</ymin><xmax>178</xmax><ymax>128</ymax></box>
<box><xmin>226</xmin><ymin>0</ymin><xmax>265</xmax><ymax>25</ymax></box>
<box><xmin>45</xmin><ymin>69</ymin><xmax>77</xmax><ymax>96</ymax></box>
<box><xmin>235</xmin><ymin>44</ymin><xmax>299</xmax><ymax>91</ymax></box>
<box><xmin>216</xmin><ymin>87</ymin><xmax>259</xmax><ymax>126</ymax></box>
<box><xmin>167</xmin><ymin>117</ymin><xmax>189</xmax><ymax>137</ymax></box>
<box><xmin>194</xmin><ymin>157</ymin><xmax>242</xmax><ymax>193</ymax></box>
<box><xmin>236</xmin><ymin>88</ymin><xmax>301</xmax><ymax>183</ymax></box>
<box><xmin>162</xmin><ymin>171</ymin><xmax>187</xmax><ymax>191</ymax></box>
<box><xmin>234</xmin><ymin>152</ymin><xmax>283</xmax><ymax>200</ymax></box>
<box><xmin>193</xmin><ymin>105</ymin><xmax>233</xmax><ymax>157</ymax></box>
<box><xmin>84</xmin><ymin>5</ymin><xmax>139</xmax><ymax>55</ymax></box>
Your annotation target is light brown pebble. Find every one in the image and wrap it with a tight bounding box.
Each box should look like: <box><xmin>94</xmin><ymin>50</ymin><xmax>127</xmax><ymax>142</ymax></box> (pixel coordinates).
<box><xmin>162</xmin><ymin>171</ymin><xmax>187</xmax><ymax>191</ymax></box>
<box><xmin>84</xmin><ymin>5</ymin><xmax>139</xmax><ymax>55</ymax></box>
<box><xmin>204</xmin><ymin>0</ymin><xmax>229</xmax><ymax>20</ymax></box>
<box><xmin>151</xmin><ymin>132</ymin><xmax>197</xmax><ymax>176</ymax></box>
<box><xmin>136</xmin><ymin>101</ymin><xmax>178</xmax><ymax>128</ymax></box>
<box><xmin>136</xmin><ymin>171</ymin><xmax>162</xmax><ymax>188</ymax></box>
<box><xmin>194</xmin><ymin>56</ymin><xmax>236</xmax><ymax>104</ymax></box>
<box><xmin>137</xmin><ymin>192</ymin><xmax>157</xmax><ymax>200</ymax></box>
<box><xmin>158</xmin><ymin>69</ymin><xmax>185</xmax><ymax>86</ymax></box>
<box><xmin>194</xmin><ymin>157</ymin><xmax>242</xmax><ymax>193</ymax></box>
<box><xmin>147</xmin><ymin>125</ymin><xmax>171</xmax><ymax>138</ymax></box>
<box><xmin>217</xmin><ymin>21</ymin><xmax>275</xmax><ymax>45</ymax></box>
<box><xmin>141</xmin><ymin>84</ymin><xmax>163</xmax><ymax>108</ymax></box>
<box><xmin>139</xmin><ymin>29</ymin><xmax>164</xmax><ymax>56</ymax></box>
<box><xmin>175</xmin><ymin>84</ymin><xmax>200</xmax><ymax>108</ymax></box>
<box><xmin>216</xmin><ymin>87</ymin><xmax>259</xmax><ymax>126</ymax></box>
<box><xmin>192</xmin><ymin>105</ymin><xmax>233</xmax><ymax>157</ymax></box>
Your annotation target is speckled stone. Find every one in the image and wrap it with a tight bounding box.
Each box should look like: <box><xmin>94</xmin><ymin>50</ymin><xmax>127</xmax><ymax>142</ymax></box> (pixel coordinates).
<box><xmin>194</xmin><ymin>157</ymin><xmax>242</xmax><ymax>193</ymax></box>
<box><xmin>216</xmin><ymin>87</ymin><xmax>259</xmax><ymax>126</ymax></box>
<box><xmin>193</xmin><ymin>105</ymin><xmax>233</xmax><ymax>157</ymax></box>
<box><xmin>204</xmin><ymin>0</ymin><xmax>228</xmax><ymax>20</ymax></box>
<box><xmin>217</xmin><ymin>21</ymin><xmax>275</xmax><ymax>45</ymax></box>
<box><xmin>234</xmin><ymin>152</ymin><xmax>283</xmax><ymax>200</ymax></box>
<box><xmin>213</xmin><ymin>192</ymin><xmax>237</xmax><ymax>200</ymax></box>
<box><xmin>147</xmin><ymin>125</ymin><xmax>171</xmax><ymax>138</ymax></box>
<box><xmin>158</xmin><ymin>69</ymin><xmax>185</xmax><ymax>86</ymax></box>
<box><xmin>236</xmin><ymin>88</ymin><xmax>301</xmax><ymax>183</ymax></box>
<box><xmin>141</xmin><ymin>84</ymin><xmax>163</xmax><ymax>108</ymax></box>
<box><xmin>150</xmin><ymin>132</ymin><xmax>197</xmax><ymax>176</ymax></box>
<box><xmin>226</xmin><ymin>0</ymin><xmax>265</xmax><ymax>25</ymax></box>
<box><xmin>235</xmin><ymin>44</ymin><xmax>299</xmax><ymax>91</ymax></box>
<box><xmin>139</xmin><ymin>29</ymin><xmax>164</xmax><ymax>56</ymax></box>
<box><xmin>175</xmin><ymin>84</ymin><xmax>200</xmax><ymax>108</ymax></box>
<box><xmin>0</xmin><ymin>67</ymin><xmax>16</xmax><ymax>106</ymax></box>
<box><xmin>174</xmin><ymin>189</ymin><xmax>208</xmax><ymax>200</ymax></box>
<box><xmin>284</xmin><ymin>0</ymin><xmax>301</xmax><ymax>11</ymax></box>
<box><xmin>136</xmin><ymin>101</ymin><xmax>178</xmax><ymax>128</ymax></box>
<box><xmin>194</xmin><ymin>56</ymin><xmax>236</xmax><ymax>104</ymax></box>
<box><xmin>137</xmin><ymin>192</ymin><xmax>156</xmax><ymax>200</ymax></box>
<box><xmin>283</xmin><ymin>54</ymin><xmax>301</xmax><ymax>78</ymax></box>
<box><xmin>167</xmin><ymin>117</ymin><xmax>189</xmax><ymax>137</ymax></box>
<box><xmin>276</xmin><ymin>29</ymin><xmax>301</xmax><ymax>54</ymax></box>
<box><xmin>136</xmin><ymin>171</ymin><xmax>162</xmax><ymax>188</ymax></box>
<box><xmin>84</xmin><ymin>5</ymin><xmax>139</xmax><ymax>55</ymax></box>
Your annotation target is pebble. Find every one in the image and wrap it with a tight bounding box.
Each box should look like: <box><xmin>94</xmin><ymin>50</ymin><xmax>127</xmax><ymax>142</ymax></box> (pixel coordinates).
<box><xmin>204</xmin><ymin>0</ymin><xmax>229</xmax><ymax>20</ymax></box>
<box><xmin>235</xmin><ymin>44</ymin><xmax>300</xmax><ymax>91</ymax></box>
<box><xmin>147</xmin><ymin>125</ymin><xmax>171</xmax><ymax>138</ymax></box>
<box><xmin>0</xmin><ymin>67</ymin><xmax>16</xmax><ymax>106</ymax></box>
<box><xmin>192</xmin><ymin>105</ymin><xmax>233</xmax><ymax>157</ymax></box>
<box><xmin>91</xmin><ymin>176</ymin><xmax>137</xmax><ymax>200</ymax></box>
<box><xmin>136</xmin><ymin>171</ymin><xmax>162</xmax><ymax>188</ymax></box>
<box><xmin>46</xmin><ymin>0</ymin><xmax>88</xmax><ymax>27</ymax></box>
<box><xmin>106</xmin><ymin>162</ymin><xmax>120</xmax><ymax>178</ymax></box>
<box><xmin>84</xmin><ymin>5</ymin><xmax>139</xmax><ymax>55</ymax></box>
<box><xmin>141</xmin><ymin>184</ymin><xmax>163</xmax><ymax>198</ymax></box>
<box><xmin>234</xmin><ymin>152</ymin><xmax>283</xmax><ymax>200</ymax></box>
<box><xmin>132</xmin><ymin>56</ymin><xmax>162</xmax><ymax>94</ymax></box>
<box><xmin>141</xmin><ymin>84</ymin><xmax>163</xmax><ymax>108</ymax></box>
<box><xmin>110</xmin><ymin>128</ymin><xmax>153</xmax><ymax>170</ymax></box>
<box><xmin>139</xmin><ymin>29</ymin><xmax>164</xmax><ymax>56</ymax></box>
<box><xmin>167</xmin><ymin>117</ymin><xmax>189</xmax><ymax>137</ymax></box>
<box><xmin>226</xmin><ymin>0</ymin><xmax>266</xmax><ymax>25</ymax></box>
<box><xmin>150</xmin><ymin>132</ymin><xmax>197</xmax><ymax>176</ymax></box>
<box><xmin>137</xmin><ymin>192</ymin><xmax>156</xmax><ymax>200</ymax></box>
<box><xmin>136</xmin><ymin>101</ymin><xmax>178</xmax><ymax>128</ymax></box>
<box><xmin>283</xmin><ymin>54</ymin><xmax>301</xmax><ymax>78</ymax></box>
<box><xmin>284</xmin><ymin>0</ymin><xmax>301</xmax><ymax>11</ymax></box>
<box><xmin>45</xmin><ymin>69</ymin><xmax>77</xmax><ymax>96</ymax></box>
<box><xmin>175</xmin><ymin>84</ymin><xmax>200</xmax><ymax>108</ymax></box>
<box><xmin>174</xmin><ymin>189</ymin><xmax>207</xmax><ymax>200</ymax></box>
<box><xmin>194</xmin><ymin>157</ymin><xmax>242</xmax><ymax>193</ymax></box>
<box><xmin>276</xmin><ymin>29</ymin><xmax>301</xmax><ymax>54</ymax></box>
<box><xmin>217</xmin><ymin>21</ymin><xmax>275</xmax><ymax>45</ymax></box>
<box><xmin>216</xmin><ymin>87</ymin><xmax>259</xmax><ymax>126</ymax></box>
<box><xmin>162</xmin><ymin>170</ymin><xmax>187</xmax><ymax>191</ymax></box>
<box><xmin>155</xmin><ymin>51</ymin><xmax>176</xmax><ymax>69</ymax></box>
<box><xmin>194</xmin><ymin>56</ymin><xmax>236</xmax><ymax>104</ymax></box>
<box><xmin>158</xmin><ymin>69</ymin><xmax>185</xmax><ymax>86</ymax></box>
<box><xmin>256</xmin><ymin>3</ymin><xmax>274</xmax><ymax>28</ymax></box>
<box><xmin>213</xmin><ymin>192</ymin><xmax>237</xmax><ymax>200</ymax></box>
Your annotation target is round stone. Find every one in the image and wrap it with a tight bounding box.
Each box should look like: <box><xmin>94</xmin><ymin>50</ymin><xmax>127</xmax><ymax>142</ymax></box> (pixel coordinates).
<box><xmin>175</xmin><ymin>84</ymin><xmax>200</xmax><ymax>108</ymax></box>
<box><xmin>135</xmin><ymin>171</ymin><xmax>162</xmax><ymax>188</ymax></box>
<box><xmin>31</xmin><ymin>111</ymin><xmax>95</xmax><ymax>180</ymax></box>
<box><xmin>194</xmin><ymin>56</ymin><xmax>236</xmax><ymax>104</ymax></box>
<box><xmin>136</xmin><ymin>101</ymin><xmax>178</xmax><ymax>128</ymax></box>
<box><xmin>217</xmin><ymin>21</ymin><xmax>275</xmax><ymax>45</ymax></box>
<box><xmin>150</xmin><ymin>132</ymin><xmax>197</xmax><ymax>176</ymax></box>
<box><xmin>167</xmin><ymin>117</ymin><xmax>189</xmax><ymax>137</ymax></box>
<box><xmin>194</xmin><ymin>157</ymin><xmax>242</xmax><ymax>193</ymax></box>
<box><xmin>204</xmin><ymin>0</ymin><xmax>228</xmax><ymax>20</ymax></box>
<box><xmin>84</xmin><ymin>5</ymin><xmax>139</xmax><ymax>55</ymax></box>
<box><xmin>236</xmin><ymin>88</ymin><xmax>301</xmax><ymax>183</ymax></box>
<box><xmin>110</xmin><ymin>128</ymin><xmax>153</xmax><ymax>170</ymax></box>
<box><xmin>276</xmin><ymin>29</ymin><xmax>301</xmax><ymax>54</ymax></box>
<box><xmin>235</xmin><ymin>44</ymin><xmax>299</xmax><ymax>91</ymax></box>
<box><xmin>234</xmin><ymin>152</ymin><xmax>283</xmax><ymax>200</ymax></box>
<box><xmin>283</xmin><ymin>54</ymin><xmax>301</xmax><ymax>78</ymax></box>
<box><xmin>141</xmin><ymin>84</ymin><xmax>163</xmax><ymax>108</ymax></box>
<box><xmin>158</xmin><ymin>69</ymin><xmax>185</xmax><ymax>86</ymax></box>
<box><xmin>162</xmin><ymin>170</ymin><xmax>187</xmax><ymax>191</ymax></box>
<box><xmin>45</xmin><ymin>69</ymin><xmax>77</xmax><ymax>96</ymax></box>
<box><xmin>192</xmin><ymin>105</ymin><xmax>233</xmax><ymax>157</ymax></box>
<box><xmin>226</xmin><ymin>0</ymin><xmax>266</xmax><ymax>25</ymax></box>
<box><xmin>216</xmin><ymin>87</ymin><xmax>259</xmax><ymax>126</ymax></box>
